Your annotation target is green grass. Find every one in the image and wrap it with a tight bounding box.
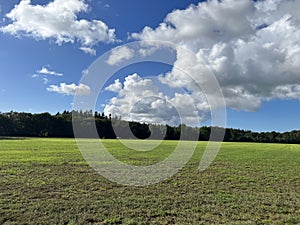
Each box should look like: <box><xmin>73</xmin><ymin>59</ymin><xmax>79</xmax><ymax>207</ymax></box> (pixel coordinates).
<box><xmin>0</xmin><ymin>138</ymin><xmax>300</xmax><ymax>224</ymax></box>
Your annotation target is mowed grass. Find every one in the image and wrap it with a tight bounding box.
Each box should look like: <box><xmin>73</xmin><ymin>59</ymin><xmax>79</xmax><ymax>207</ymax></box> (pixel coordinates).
<box><xmin>0</xmin><ymin>138</ymin><xmax>300</xmax><ymax>224</ymax></box>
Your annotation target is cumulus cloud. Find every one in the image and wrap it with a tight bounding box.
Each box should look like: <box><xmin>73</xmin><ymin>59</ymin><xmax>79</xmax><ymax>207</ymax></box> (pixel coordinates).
<box><xmin>132</xmin><ymin>0</ymin><xmax>254</xmax><ymax>47</ymax></box>
<box><xmin>106</xmin><ymin>46</ymin><xmax>134</xmax><ymax>65</ymax></box>
<box><xmin>105</xmin><ymin>79</ymin><xmax>123</xmax><ymax>92</ymax></box>
<box><xmin>37</xmin><ymin>66</ymin><xmax>63</xmax><ymax>76</ymax></box>
<box><xmin>103</xmin><ymin>73</ymin><xmax>173</xmax><ymax>124</ymax></box>
<box><xmin>272</xmin><ymin>85</ymin><xmax>300</xmax><ymax>100</ymax></box>
<box><xmin>47</xmin><ymin>83</ymin><xmax>90</xmax><ymax>95</ymax></box>
<box><xmin>80</xmin><ymin>47</ymin><xmax>96</xmax><ymax>56</ymax></box>
<box><xmin>1</xmin><ymin>0</ymin><xmax>116</xmax><ymax>54</ymax></box>
<box><xmin>104</xmin><ymin>73</ymin><xmax>207</xmax><ymax>125</ymax></box>
<box><xmin>104</xmin><ymin>0</ymin><xmax>300</xmax><ymax>126</ymax></box>
<box><xmin>132</xmin><ymin>0</ymin><xmax>300</xmax><ymax>112</ymax></box>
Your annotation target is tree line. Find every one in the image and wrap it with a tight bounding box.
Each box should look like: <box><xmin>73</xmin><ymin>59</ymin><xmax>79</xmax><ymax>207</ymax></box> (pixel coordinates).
<box><xmin>0</xmin><ymin>111</ymin><xmax>300</xmax><ymax>143</ymax></box>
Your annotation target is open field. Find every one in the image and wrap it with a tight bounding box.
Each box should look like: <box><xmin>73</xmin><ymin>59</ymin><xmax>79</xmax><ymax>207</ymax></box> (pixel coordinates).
<box><xmin>0</xmin><ymin>138</ymin><xmax>300</xmax><ymax>224</ymax></box>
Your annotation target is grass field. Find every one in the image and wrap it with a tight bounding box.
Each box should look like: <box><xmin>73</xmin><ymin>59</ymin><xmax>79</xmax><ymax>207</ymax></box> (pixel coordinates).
<box><xmin>0</xmin><ymin>138</ymin><xmax>299</xmax><ymax>224</ymax></box>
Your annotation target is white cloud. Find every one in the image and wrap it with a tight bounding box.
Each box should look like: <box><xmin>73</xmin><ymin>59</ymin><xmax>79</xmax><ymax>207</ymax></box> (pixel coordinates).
<box><xmin>104</xmin><ymin>73</ymin><xmax>206</xmax><ymax>126</ymax></box>
<box><xmin>32</xmin><ymin>66</ymin><xmax>63</xmax><ymax>84</ymax></box>
<box><xmin>80</xmin><ymin>47</ymin><xmax>96</xmax><ymax>55</ymax></box>
<box><xmin>103</xmin><ymin>4</ymin><xmax>110</xmax><ymax>9</ymax></box>
<box><xmin>82</xmin><ymin>69</ymin><xmax>89</xmax><ymax>75</ymax></box>
<box><xmin>132</xmin><ymin>0</ymin><xmax>300</xmax><ymax>113</ymax></box>
<box><xmin>37</xmin><ymin>66</ymin><xmax>63</xmax><ymax>76</ymax></box>
<box><xmin>1</xmin><ymin>0</ymin><xmax>116</xmax><ymax>54</ymax></box>
<box><xmin>272</xmin><ymin>85</ymin><xmax>300</xmax><ymax>99</ymax></box>
<box><xmin>132</xmin><ymin>0</ymin><xmax>254</xmax><ymax>47</ymax></box>
<box><xmin>106</xmin><ymin>46</ymin><xmax>134</xmax><ymax>65</ymax></box>
<box><xmin>47</xmin><ymin>83</ymin><xmax>90</xmax><ymax>95</ymax></box>
<box><xmin>105</xmin><ymin>79</ymin><xmax>122</xmax><ymax>92</ymax></box>
<box><xmin>42</xmin><ymin>77</ymin><xmax>49</xmax><ymax>84</ymax></box>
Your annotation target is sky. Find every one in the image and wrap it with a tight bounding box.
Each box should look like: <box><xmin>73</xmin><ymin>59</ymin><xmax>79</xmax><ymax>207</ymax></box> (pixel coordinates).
<box><xmin>0</xmin><ymin>0</ymin><xmax>300</xmax><ymax>132</ymax></box>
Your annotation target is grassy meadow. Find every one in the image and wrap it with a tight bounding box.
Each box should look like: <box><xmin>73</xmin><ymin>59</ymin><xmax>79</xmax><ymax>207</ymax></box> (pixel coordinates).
<box><xmin>0</xmin><ymin>138</ymin><xmax>300</xmax><ymax>224</ymax></box>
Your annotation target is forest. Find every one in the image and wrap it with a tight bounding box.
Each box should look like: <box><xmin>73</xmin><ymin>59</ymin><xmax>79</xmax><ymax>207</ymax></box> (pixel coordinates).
<box><xmin>0</xmin><ymin>110</ymin><xmax>300</xmax><ymax>143</ymax></box>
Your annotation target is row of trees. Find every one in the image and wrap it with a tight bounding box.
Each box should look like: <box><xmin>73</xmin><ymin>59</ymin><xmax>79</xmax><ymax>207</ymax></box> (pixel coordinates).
<box><xmin>0</xmin><ymin>111</ymin><xmax>300</xmax><ymax>143</ymax></box>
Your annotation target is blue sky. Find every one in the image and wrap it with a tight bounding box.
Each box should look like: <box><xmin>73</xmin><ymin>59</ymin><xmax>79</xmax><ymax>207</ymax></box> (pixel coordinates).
<box><xmin>0</xmin><ymin>0</ymin><xmax>300</xmax><ymax>132</ymax></box>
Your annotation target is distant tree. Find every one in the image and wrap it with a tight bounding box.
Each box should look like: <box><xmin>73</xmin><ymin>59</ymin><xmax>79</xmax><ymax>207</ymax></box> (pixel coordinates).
<box><xmin>0</xmin><ymin>111</ymin><xmax>299</xmax><ymax>143</ymax></box>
